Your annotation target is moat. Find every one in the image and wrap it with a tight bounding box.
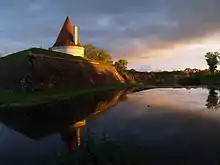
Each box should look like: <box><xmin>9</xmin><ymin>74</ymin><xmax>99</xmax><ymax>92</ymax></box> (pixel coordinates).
<box><xmin>1</xmin><ymin>87</ymin><xmax>220</xmax><ymax>164</ymax></box>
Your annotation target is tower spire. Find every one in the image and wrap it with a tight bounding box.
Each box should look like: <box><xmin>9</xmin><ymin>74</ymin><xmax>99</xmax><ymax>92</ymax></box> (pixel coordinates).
<box><xmin>51</xmin><ymin>16</ymin><xmax>84</xmax><ymax>57</ymax></box>
<box><xmin>52</xmin><ymin>16</ymin><xmax>75</xmax><ymax>47</ymax></box>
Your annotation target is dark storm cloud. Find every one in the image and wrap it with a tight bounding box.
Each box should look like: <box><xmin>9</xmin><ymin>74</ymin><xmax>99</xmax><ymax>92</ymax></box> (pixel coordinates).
<box><xmin>0</xmin><ymin>0</ymin><xmax>220</xmax><ymax>66</ymax></box>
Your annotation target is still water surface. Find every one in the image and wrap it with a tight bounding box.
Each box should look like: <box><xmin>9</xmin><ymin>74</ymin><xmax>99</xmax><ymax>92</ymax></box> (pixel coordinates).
<box><xmin>1</xmin><ymin>87</ymin><xmax>220</xmax><ymax>164</ymax></box>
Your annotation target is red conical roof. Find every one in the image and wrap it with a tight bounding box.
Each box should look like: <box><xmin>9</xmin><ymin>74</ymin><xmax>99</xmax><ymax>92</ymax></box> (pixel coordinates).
<box><xmin>52</xmin><ymin>16</ymin><xmax>82</xmax><ymax>47</ymax></box>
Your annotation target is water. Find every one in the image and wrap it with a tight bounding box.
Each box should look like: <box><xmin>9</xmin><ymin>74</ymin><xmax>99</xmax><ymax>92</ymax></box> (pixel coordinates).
<box><xmin>1</xmin><ymin>87</ymin><xmax>220</xmax><ymax>164</ymax></box>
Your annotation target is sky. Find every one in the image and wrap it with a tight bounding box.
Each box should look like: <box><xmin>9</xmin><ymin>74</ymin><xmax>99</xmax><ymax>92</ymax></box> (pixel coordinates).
<box><xmin>1</xmin><ymin>0</ymin><xmax>220</xmax><ymax>71</ymax></box>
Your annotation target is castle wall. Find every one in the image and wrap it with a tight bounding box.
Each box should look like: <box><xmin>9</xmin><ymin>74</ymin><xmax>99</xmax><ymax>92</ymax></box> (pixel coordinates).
<box><xmin>52</xmin><ymin>46</ymin><xmax>84</xmax><ymax>57</ymax></box>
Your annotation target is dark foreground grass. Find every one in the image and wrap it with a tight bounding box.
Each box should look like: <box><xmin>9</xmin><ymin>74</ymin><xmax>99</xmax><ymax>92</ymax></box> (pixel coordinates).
<box><xmin>54</xmin><ymin>135</ymin><xmax>149</xmax><ymax>165</ymax></box>
<box><xmin>0</xmin><ymin>83</ymin><xmax>138</xmax><ymax>108</ymax></box>
<box><xmin>52</xmin><ymin>130</ymin><xmax>219</xmax><ymax>165</ymax></box>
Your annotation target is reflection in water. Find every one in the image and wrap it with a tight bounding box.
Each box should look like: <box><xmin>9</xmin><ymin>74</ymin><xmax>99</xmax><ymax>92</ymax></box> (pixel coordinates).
<box><xmin>2</xmin><ymin>87</ymin><xmax>220</xmax><ymax>164</ymax></box>
<box><xmin>206</xmin><ymin>88</ymin><xmax>220</xmax><ymax>110</ymax></box>
<box><xmin>61</xmin><ymin>120</ymin><xmax>86</xmax><ymax>152</ymax></box>
<box><xmin>0</xmin><ymin>90</ymin><xmax>127</xmax><ymax>152</ymax></box>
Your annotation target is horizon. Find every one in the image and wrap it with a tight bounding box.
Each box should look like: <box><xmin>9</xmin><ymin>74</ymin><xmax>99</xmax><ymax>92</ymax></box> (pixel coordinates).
<box><xmin>0</xmin><ymin>0</ymin><xmax>220</xmax><ymax>71</ymax></box>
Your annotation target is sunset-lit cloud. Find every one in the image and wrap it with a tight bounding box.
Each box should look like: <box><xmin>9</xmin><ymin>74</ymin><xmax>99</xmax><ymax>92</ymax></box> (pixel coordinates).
<box><xmin>0</xmin><ymin>0</ymin><xmax>220</xmax><ymax>70</ymax></box>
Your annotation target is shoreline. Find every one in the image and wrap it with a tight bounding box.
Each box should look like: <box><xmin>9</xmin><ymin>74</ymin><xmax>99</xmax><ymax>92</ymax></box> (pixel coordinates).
<box><xmin>1</xmin><ymin>84</ymin><xmax>220</xmax><ymax>109</ymax></box>
<box><xmin>0</xmin><ymin>83</ymin><xmax>137</xmax><ymax>108</ymax></box>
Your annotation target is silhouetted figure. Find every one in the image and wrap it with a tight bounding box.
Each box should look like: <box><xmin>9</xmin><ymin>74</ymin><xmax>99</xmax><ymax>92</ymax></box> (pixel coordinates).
<box><xmin>206</xmin><ymin>88</ymin><xmax>219</xmax><ymax>109</ymax></box>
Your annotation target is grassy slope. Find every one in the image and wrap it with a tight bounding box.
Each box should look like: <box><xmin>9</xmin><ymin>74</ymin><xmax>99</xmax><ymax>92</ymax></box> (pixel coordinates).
<box><xmin>0</xmin><ymin>48</ymin><xmax>131</xmax><ymax>107</ymax></box>
<box><xmin>0</xmin><ymin>49</ymin><xmax>31</xmax><ymax>89</ymax></box>
<box><xmin>0</xmin><ymin>48</ymin><xmax>101</xmax><ymax>90</ymax></box>
<box><xmin>0</xmin><ymin>47</ymin><xmax>115</xmax><ymax>86</ymax></box>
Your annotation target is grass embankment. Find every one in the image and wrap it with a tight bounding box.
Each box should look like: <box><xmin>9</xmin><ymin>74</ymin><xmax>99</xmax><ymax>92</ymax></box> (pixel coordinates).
<box><xmin>0</xmin><ymin>47</ymin><xmax>116</xmax><ymax>91</ymax></box>
<box><xmin>0</xmin><ymin>47</ymin><xmax>133</xmax><ymax>108</ymax></box>
<box><xmin>0</xmin><ymin>84</ymin><xmax>138</xmax><ymax>108</ymax></box>
<box><xmin>0</xmin><ymin>48</ymin><xmax>99</xmax><ymax>89</ymax></box>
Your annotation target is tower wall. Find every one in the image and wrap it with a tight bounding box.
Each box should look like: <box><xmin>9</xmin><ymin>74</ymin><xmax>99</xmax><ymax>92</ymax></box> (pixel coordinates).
<box><xmin>51</xmin><ymin>46</ymin><xmax>84</xmax><ymax>57</ymax></box>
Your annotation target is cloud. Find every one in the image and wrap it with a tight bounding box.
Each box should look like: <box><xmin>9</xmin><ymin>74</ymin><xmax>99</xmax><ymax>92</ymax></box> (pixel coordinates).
<box><xmin>0</xmin><ymin>0</ymin><xmax>220</xmax><ymax>68</ymax></box>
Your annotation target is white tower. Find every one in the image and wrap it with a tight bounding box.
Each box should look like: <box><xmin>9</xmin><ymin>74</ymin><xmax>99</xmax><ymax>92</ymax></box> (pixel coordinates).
<box><xmin>51</xmin><ymin>17</ymin><xmax>84</xmax><ymax>57</ymax></box>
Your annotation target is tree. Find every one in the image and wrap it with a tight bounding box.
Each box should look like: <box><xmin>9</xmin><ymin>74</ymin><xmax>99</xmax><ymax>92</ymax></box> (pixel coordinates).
<box><xmin>84</xmin><ymin>43</ymin><xmax>112</xmax><ymax>63</ymax></box>
<box><xmin>84</xmin><ymin>43</ymin><xmax>100</xmax><ymax>60</ymax></box>
<box><xmin>205</xmin><ymin>52</ymin><xmax>220</xmax><ymax>75</ymax></box>
<box><xmin>97</xmin><ymin>48</ymin><xmax>112</xmax><ymax>63</ymax></box>
<box><xmin>114</xmin><ymin>59</ymin><xmax>128</xmax><ymax>74</ymax></box>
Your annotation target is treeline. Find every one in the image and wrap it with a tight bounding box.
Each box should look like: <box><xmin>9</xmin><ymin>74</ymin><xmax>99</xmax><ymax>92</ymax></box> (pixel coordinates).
<box><xmin>127</xmin><ymin>68</ymin><xmax>220</xmax><ymax>86</ymax></box>
<box><xmin>177</xmin><ymin>52</ymin><xmax>220</xmax><ymax>86</ymax></box>
<box><xmin>84</xmin><ymin>44</ymin><xmax>220</xmax><ymax>85</ymax></box>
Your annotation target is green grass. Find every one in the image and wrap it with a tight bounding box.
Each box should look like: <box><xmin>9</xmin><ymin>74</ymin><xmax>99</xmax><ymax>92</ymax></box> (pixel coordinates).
<box><xmin>0</xmin><ymin>48</ymin><xmax>140</xmax><ymax>107</ymax></box>
<box><xmin>0</xmin><ymin>47</ymin><xmax>116</xmax><ymax>91</ymax></box>
<box><xmin>0</xmin><ymin>83</ymin><xmax>136</xmax><ymax>108</ymax></box>
<box><xmin>0</xmin><ymin>49</ymin><xmax>31</xmax><ymax>89</ymax></box>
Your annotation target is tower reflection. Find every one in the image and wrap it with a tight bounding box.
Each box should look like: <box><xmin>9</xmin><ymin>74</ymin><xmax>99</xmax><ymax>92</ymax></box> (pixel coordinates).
<box><xmin>0</xmin><ymin>89</ymin><xmax>127</xmax><ymax>151</ymax></box>
<box><xmin>61</xmin><ymin>120</ymin><xmax>86</xmax><ymax>152</ymax></box>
